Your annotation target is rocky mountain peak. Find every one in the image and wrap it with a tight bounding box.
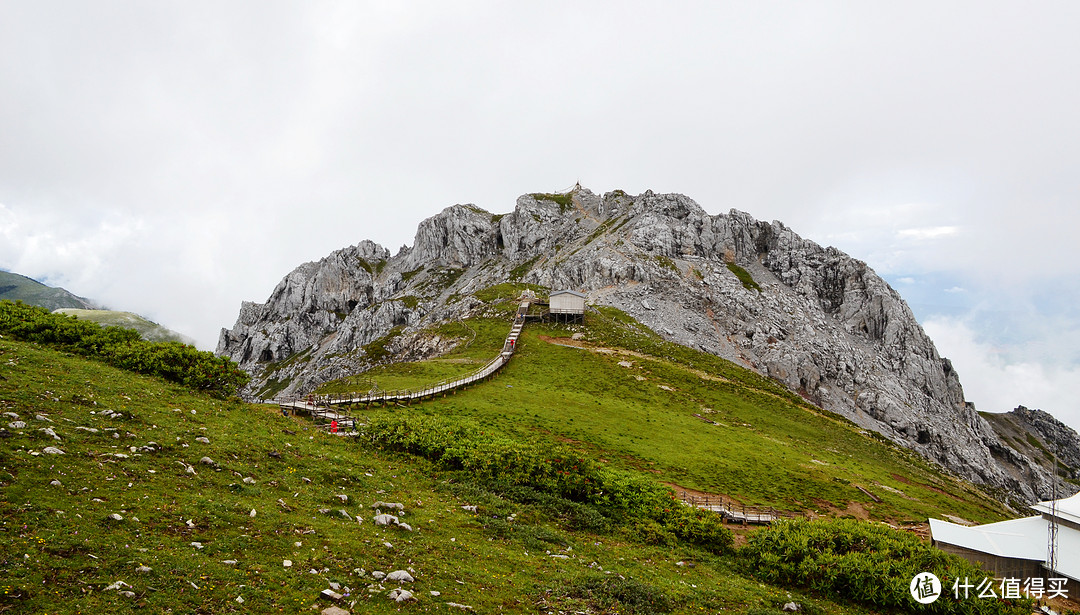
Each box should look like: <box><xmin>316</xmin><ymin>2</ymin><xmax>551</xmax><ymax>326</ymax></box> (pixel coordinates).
<box><xmin>218</xmin><ymin>186</ymin><xmax>1068</xmax><ymax>505</ymax></box>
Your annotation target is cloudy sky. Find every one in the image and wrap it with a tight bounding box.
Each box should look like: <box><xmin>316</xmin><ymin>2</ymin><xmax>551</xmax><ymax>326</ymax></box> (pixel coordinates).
<box><xmin>2</xmin><ymin>2</ymin><xmax>1078</xmax><ymax>430</ymax></box>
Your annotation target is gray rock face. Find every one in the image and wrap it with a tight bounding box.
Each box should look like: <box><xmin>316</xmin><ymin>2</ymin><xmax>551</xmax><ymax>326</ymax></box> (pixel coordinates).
<box><xmin>218</xmin><ymin>186</ymin><xmax>1065</xmax><ymax>503</ymax></box>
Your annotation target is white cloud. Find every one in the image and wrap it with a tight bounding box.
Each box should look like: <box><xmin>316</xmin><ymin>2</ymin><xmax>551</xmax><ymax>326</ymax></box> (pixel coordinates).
<box><xmin>924</xmin><ymin>316</ymin><xmax>1080</xmax><ymax>431</ymax></box>
<box><xmin>897</xmin><ymin>226</ymin><xmax>959</xmax><ymax>240</ymax></box>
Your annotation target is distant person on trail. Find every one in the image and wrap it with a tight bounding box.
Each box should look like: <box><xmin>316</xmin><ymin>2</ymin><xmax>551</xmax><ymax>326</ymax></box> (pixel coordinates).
<box><xmin>331</xmin><ymin>419</ymin><xmax>338</xmax><ymax>434</ymax></box>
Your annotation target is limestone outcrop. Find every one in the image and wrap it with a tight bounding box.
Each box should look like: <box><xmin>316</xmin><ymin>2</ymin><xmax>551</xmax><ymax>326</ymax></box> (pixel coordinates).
<box><xmin>218</xmin><ymin>186</ymin><xmax>1065</xmax><ymax>504</ymax></box>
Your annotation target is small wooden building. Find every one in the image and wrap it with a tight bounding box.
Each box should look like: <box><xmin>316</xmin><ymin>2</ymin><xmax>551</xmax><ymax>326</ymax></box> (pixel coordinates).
<box><xmin>549</xmin><ymin>289</ymin><xmax>586</xmax><ymax>323</ymax></box>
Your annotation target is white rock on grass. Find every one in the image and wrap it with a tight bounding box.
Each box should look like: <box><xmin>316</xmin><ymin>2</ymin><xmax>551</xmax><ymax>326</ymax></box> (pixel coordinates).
<box><xmin>388</xmin><ymin>588</ymin><xmax>415</xmax><ymax>602</ymax></box>
<box><xmin>283</xmin><ymin>560</ymin><xmax>293</xmax><ymax>568</ymax></box>
<box><xmin>195</xmin><ymin>437</ymin><xmax>210</xmax><ymax>444</ymax></box>
<box><xmin>370</xmin><ymin>570</ymin><xmax>385</xmax><ymax>580</ymax></box>
<box><xmin>371</xmin><ymin>501</ymin><xmax>404</xmax><ymax>511</ymax></box>
<box><xmin>43</xmin><ymin>446</ymin><xmax>65</xmax><ymax>455</ymax></box>
<box><xmin>386</xmin><ymin>570</ymin><xmax>414</xmax><ymax>583</ymax></box>
<box><xmin>373</xmin><ymin>513</ymin><xmax>398</xmax><ymax>526</ymax></box>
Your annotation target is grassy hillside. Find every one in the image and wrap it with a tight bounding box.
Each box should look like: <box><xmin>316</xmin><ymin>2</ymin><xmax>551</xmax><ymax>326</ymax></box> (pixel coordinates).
<box><xmin>0</xmin><ymin>295</ymin><xmax>1030</xmax><ymax>614</ymax></box>
<box><xmin>0</xmin><ymin>270</ymin><xmax>95</xmax><ymax>311</ymax></box>
<box><xmin>0</xmin><ymin>337</ymin><xmax>854</xmax><ymax>615</ymax></box>
<box><xmin>319</xmin><ymin>300</ymin><xmax>1011</xmax><ymax>526</ymax></box>
<box><xmin>54</xmin><ymin>308</ymin><xmax>195</xmax><ymax>344</ymax></box>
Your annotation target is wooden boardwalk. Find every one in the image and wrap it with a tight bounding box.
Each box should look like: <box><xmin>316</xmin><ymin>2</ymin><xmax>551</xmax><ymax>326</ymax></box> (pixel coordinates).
<box><xmin>676</xmin><ymin>491</ymin><xmax>795</xmax><ymax>524</ymax></box>
<box><xmin>279</xmin><ymin>297</ymin><xmax>533</xmax><ymax>418</ymax></box>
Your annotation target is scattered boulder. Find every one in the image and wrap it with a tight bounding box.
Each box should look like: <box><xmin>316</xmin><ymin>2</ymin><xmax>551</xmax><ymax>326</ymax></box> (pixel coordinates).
<box><xmin>107</xmin><ymin>513</ymin><xmax>123</xmax><ymax>521</ymax></box>
<box><xmin>321</xmin><ymin>607</ymin><xmax>350</xmax><ymax>615</ymax></box>
<box><xmin>371</xmin><ymin>570</ymin><xmax>386</xmax><ymax>580</ymax></box>
<box><xmin>195</xmin><ymin>437</ymin><xmax>210</xmax><ymax>444</ymax></box>
<box><xmin>386</xmin><ymin>570</ymin><xmax>414</xmax><ymax>583</ymax></box>
<box><xmin>373</xmin><ymin>513</ymin><xmax>398</xmax><ymax>526</ymax></box>
<box><xmin>242</xmin><ymin>477</ymin><xmax>256</xmax><ymax>484</ymax></box>
<box><xmin>42</xmin><ymin>446</ymin><xmax>65</xmax><ymax>455</ymax></box>
<box><xmin>320</xmin><ymin>588</ymin><xmax>344</xmax><ymax>601</ymax></box>
<box><xmin>8</xmin><ymin>421</ymin><xmax>26</xmax><ymax>429</ymax></box>
<box><xmin>372</xmin><ymin>501</ymin><xmax>404</xmax><ymax>511</ymax></box>
<box><xmin>782</xmin><ymin>602</ymin><xmax>801</xmax><ymax>612</ymax></box>
<box><xmin>388</xmin><ymin>588</ymin><xmax>415</xmax><ymax>602</ymax></box>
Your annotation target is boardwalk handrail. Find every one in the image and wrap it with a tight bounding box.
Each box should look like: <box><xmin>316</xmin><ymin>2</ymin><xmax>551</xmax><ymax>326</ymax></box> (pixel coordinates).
<box><xmin>279</xmin><ymin>297</ymin><xmax>533</xmax><ymax>411</ymax></box>
<box><xmin>676</xmin><ymin>491</ymin><xmax>799</xmax><ymax>524</ymax></box>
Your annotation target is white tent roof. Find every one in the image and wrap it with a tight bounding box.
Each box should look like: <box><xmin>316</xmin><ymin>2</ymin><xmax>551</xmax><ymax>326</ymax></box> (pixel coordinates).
<box><xmin>929</xmin><ymin>514</ymin><xmax>1080</xmax><ymax>581</ymax></box>
<box><xmin>930</xmin><ymin>516</ymin><xmax>1047</xmax><ymax>560</ymax></box>
<box><xmin>1031</xmin><ymin>490</ymin><xmax>1080</xmax><ymax>526</ymax></box>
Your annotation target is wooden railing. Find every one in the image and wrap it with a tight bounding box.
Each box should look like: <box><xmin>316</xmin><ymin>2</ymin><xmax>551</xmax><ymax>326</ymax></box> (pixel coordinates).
<box><xmin>278</xmin><ymin>298</ymin><xmax>532</xmax><ymax>413</ymax></box>
<box><xmin>675</xmin><ymin>490</ymin><xmax>799</xmax><ymax>524</ymax></box>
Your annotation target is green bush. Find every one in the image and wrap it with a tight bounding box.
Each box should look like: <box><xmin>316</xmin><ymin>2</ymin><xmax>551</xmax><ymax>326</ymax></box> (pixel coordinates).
<box><xmin>739</xmin><ymin>518</ymin><xmax>1031</xmax><ymax>614</ymax></box>
<box><xmin>549</xmin><ymin>575</ymin><xmax>673</xmax><ymax>614</ymax></box>
<box><xmin>0</xmin><ymin>301</ymin><xmax>248</xmax><ymax>398</ymax></box>
<box><xmin>360</xmin><ymin>413</ymin><xmax>733</xmax><ymax>552</ymax></box>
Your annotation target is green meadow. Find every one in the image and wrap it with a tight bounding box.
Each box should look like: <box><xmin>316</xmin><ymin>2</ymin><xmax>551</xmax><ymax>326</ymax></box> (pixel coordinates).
<box><xmin>0</xmin><ymin>299</ymin><xmax>1028</xmax><ymax>614</ymax></box>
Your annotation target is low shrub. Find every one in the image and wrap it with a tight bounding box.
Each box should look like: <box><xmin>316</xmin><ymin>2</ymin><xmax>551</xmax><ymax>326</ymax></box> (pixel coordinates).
<box><xmin>739</xmin><ymin>518</ymin><xmax>1031</xmax><ymax>614</ymax></box>
<box><xmin>548</xmin><ymin>575</ymin><xmax>673</xmax><ymax>614</ymax></box>
<box><xmin>360</xmin><ymin>413</ymin><xmax>733</xmax><ymax>552</ymax></box>
<box><xmin>0</xmin><ymin>301</ymin><xmax>248</xmax><ymax>398</ymax></box>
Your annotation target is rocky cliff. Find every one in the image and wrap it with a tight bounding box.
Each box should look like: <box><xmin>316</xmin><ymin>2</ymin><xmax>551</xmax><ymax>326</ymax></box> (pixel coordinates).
<box><xmin>218</xmin><ymin>186</ymin><xmax>1066</xmax><ymax>504</ymax></box>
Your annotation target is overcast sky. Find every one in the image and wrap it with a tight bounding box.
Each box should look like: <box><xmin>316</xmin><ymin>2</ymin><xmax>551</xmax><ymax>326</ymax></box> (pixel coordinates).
<box><xmin>2</xmin><ymin>1</ymin><xmax>1079</xmax><ymax>430</ymax></box>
